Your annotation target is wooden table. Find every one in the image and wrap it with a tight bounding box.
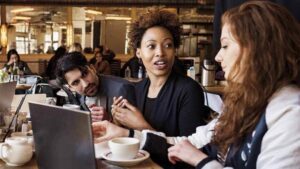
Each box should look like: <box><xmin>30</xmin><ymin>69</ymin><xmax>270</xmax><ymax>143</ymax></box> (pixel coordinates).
<box><xmin>0</xmin><ymin>157</ymin><xmax>162</xmax><ymax>169</ymax></box>
<box><xmin>204</xmin><ymin>85</ymin><xmax>225</xmax><ymax>95</ymax></box>
<box><xmin>16</xmin><ymin>84</ymin><xmax>32</xmax><ymax>90</ymax></box>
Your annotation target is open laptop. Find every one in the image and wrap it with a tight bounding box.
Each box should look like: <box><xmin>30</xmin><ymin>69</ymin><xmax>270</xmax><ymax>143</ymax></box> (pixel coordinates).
<box><xmin>29</xmin><ymin>102</ymin><xmax>97</xmax><ymax>169</ymax></box>
<box><xmin>11</xmin><ymin>94</ymin><xmax>46</xmax><ymax>118</ymax></box>
<box><xmin>0</xmin><ymin>81</ymin><xmax>17</xmax><ymax>112</ymax></box>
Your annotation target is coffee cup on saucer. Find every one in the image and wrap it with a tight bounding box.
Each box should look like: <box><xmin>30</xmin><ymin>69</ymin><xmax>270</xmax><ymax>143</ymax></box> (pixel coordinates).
<box><xmin>94</xmin><ymin>141</ymin><xmax>109</xmax><ymax>159</ymax></box>
<box><xmin>108</xmin><ymin>137</ymin><xmax>140</xmax><ymax>160</ymax></box>
<box><xmin>62</xmin><ymin>104</ymin><xmax>80</xmax><ymax>110</ymax></box>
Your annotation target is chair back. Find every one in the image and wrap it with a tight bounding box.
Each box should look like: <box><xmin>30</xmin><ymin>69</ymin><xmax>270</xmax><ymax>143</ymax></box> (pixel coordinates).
<box><xmin>32</xmin><ymin>83</ymin><xmax>57</xmax><ymax>97</ymax></box>
<box><xmin>109</xmin><ymin>59</ymin><xmax>121</xmax><ymax>76</ymax></box>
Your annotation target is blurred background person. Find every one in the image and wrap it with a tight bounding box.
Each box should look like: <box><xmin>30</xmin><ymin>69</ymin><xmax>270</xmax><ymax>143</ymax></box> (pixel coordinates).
<box><xmin>83</xmin><ymin>47</ymin><xmax>93</xmax><ymax>54</ymax></box>
<box><xmin>89</xmin><ymin>51</ymin><xmax>111</xmax><ymax>75</ymax></box>
<box><xmin>46</xmin><ymin>46</ymin><xmax>67</xmax><ymax>80</ymax></box>
<box><xmin>102</xmin><ymin>46</ymin><xmax>116</xmax><ymax>63</ymax></box>
<box><xmin>120</xmin><ymin>53</ymin><xmax>145</xmax><ymax>78</ymax></box>
<box><xmin>3</xmin><ymin>49</ymin><xmax>32</xmax><ymax>75</ymax></box>
<box><xmin>46</xmin><ymin>46</ymin><xmax>55</xmax><ymax>54</ymax></box>
<box><xmin>35</xmin><ymin>43</ymin><xmax>44</xmax><ymax>54</ymax></box>
<box><xmin>68</xmin><ymin>42</ymin><xmax>82</xmax><ymax>53</ymax></box>
<box><xmin>93</xmin><ymin>45</ymin><xmax>104</xmax><ymax>55</ymax></box>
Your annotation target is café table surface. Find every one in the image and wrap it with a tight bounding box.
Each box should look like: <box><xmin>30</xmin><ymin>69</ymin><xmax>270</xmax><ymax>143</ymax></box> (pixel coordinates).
<box><xmin>204</xmin><ymin>85</ymin><xmax>225</xmax><ymax>95</ymax></box>
<box><xmin>0</xmin><ymin>156</ymin><xmax>162</xmax><ymax>169</ymax></box>
<box><xmin>16</xmin><ymin>84</ymin><xmax>32</xmax><ymax>90</ymax></box>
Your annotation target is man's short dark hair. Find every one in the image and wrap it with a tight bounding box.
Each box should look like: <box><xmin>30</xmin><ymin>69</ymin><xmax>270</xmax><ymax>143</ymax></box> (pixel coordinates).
<box><xmin>56</xmin><ymin>52</ymin><xmax>88</xmax><ymax>85</ymax></box>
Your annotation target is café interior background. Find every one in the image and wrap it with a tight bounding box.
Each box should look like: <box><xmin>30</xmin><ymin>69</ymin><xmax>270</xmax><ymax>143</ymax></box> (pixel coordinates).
<box><xmin>0</xmin><ymin>0</ymin><xmax>214</xmax><ymax>76</ymax></box>
<box><xmin>0</xmin><ymin>1</ymin><xmax>213</xmax><ymax>56</ymax></box>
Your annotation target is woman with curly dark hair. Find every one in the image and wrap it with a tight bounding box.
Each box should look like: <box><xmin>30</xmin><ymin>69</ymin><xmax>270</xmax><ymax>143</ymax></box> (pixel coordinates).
<box><xmin>110</xmin><ymin>9</ymin><xmax>208</xmax><ymax>135</ymax></box>
<box><xmin>99</xmin><ymin>9</ymin><xmax>209</xmax><ymax>167</ymax></box>
<box><xmin>93</xmin><ymin>1</ymin><xmax>300</xmax><ymax>169</ymax></box>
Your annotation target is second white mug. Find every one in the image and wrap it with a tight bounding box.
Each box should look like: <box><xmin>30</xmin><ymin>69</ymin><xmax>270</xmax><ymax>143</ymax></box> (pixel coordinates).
<box><xmin>108</xmin><ymin>137</ymin><xmax>140</xmax><ymax>160</ymax></box>
<box><xmin>62</xmin><ymin>104</ymin><xmax>80</xmax><ymax>110</ymax></box>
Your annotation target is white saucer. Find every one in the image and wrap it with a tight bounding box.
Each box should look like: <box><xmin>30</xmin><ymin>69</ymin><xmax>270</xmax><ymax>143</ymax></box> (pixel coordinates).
<box><xmin>102</xmin><ymin>150</ymin><xmax>150</xmax><ymax>167</ymax></box>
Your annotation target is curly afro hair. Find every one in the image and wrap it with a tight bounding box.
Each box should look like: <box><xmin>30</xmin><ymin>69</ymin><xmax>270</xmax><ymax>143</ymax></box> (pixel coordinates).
<box><xmin>129</xmin><ymin>9</ymin><xmax>181</xmax><ymax>50</ymax></box>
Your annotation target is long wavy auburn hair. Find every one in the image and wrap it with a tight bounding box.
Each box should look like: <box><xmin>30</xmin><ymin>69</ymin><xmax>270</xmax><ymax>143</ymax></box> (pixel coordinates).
<box><xmin>212</xmin><ymin>1</ymin><xmax>300</xmax><ymax>156</ymax></box>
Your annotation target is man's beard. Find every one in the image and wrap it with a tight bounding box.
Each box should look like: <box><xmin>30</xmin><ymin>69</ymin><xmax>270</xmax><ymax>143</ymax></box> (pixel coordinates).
<box><xmin>84</xmin><ymin>83</ymin><xmax>98</xmax><ymax>96</ymax></box>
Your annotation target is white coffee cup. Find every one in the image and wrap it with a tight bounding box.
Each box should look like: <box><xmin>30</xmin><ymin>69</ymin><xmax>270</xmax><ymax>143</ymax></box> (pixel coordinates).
<box><xmin>94</xmin><ymin>141</ymin><xmax>109</xmax><ymax>159</ymax></box>
<box><xmin>45</xmin><ymin>97</ymin><xmax>57</xmax><ymax>105</ymax></box>
<box><xmin>62</xmin><ymin>104</ymin><xmax>80</xmax><ymax>110</ymax></box>
<box><xmin>0</xmin><ymin>137</ymin><xmax>33</xmax><ymax>166</ymax></box>
<box><xmin>108</xmin><ymin>137</ymin><xmax>140</xmax><ymax>160</ymax></box>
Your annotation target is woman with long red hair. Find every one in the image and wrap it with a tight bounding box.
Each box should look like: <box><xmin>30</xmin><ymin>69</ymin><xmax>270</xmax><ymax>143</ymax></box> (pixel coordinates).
<box><xmin>93</xmin><ymin>1</ymin><xmax>300</xmax><ymax>168</ymax></box>
<box><xmin>167</xmin><ymin>1</ymin><xmax>300</xmax><ymax>168</ymax></box>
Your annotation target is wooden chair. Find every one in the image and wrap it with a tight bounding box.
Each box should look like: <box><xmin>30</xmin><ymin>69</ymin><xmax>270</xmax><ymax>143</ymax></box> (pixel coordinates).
<box><xmin>109</xmin><ymin>59</ymin><xmax>121</xmax><ymax>76</ymax></box>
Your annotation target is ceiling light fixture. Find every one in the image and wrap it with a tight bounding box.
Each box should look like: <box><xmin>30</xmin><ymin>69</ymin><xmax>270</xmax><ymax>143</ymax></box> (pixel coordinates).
<box><xmin>85</xmin><ymin>10</ymin><xmax>102</xmax><ymax>15</ymax></box>
<box><xmin>1</xmin><ymin>24</ymin><xmax>8</xmax><ymax>48</ymax></box>
<box><xmin>11</xmin><ymin>7</ymin><xmax>34</xmax><ymax>13</ymax></box>
<box><xmin>13</xmin><ymin>16</ymin><xmax>31</xmax><ymax>20</ymax></box>
<box><xmin>105</xmin><ymin>16</ymin><xmax>132</xmax><ymax>21</ymax></box>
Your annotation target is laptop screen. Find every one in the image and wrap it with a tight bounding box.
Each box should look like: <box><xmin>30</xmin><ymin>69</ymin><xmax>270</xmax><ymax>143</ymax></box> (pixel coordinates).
<box><xmin>29</xmin><ymin>102</ymin><xmax>97</xmax><ymax>169</ymax></box>
<box><xmin>0</xmin><ymin>81</ymin><xmax>16</xmax><ymax>112</ymax></box>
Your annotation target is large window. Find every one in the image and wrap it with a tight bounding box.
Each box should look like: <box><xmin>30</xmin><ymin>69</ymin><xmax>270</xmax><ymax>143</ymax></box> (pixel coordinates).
<box><xmin>16</xmin><ymin>36</ymin><xmax>29</xmax><ymax>54</ymax></box>
<box><xmin>53</xmin><ymin>31</ymin><xmax>59</xmax><ymax>49</ymax></box>
<box><xmin>45</xmin><ymin>31</ymin><xmax>59</xmax><ymax>53</ymax></box>
<box><xmin>15</xmin><ymin>23</ymin><xmax>30</xmax><ymax>54</ymax></box>
<box><xmin>15</xmin><ymin>23</ymin><xmax>29</xmax><ymax>33</ymax></box>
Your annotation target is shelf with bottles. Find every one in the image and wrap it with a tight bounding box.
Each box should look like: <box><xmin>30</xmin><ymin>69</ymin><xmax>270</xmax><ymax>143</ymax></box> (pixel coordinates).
<box><xmin>181</xmin><ymin>18</ymin><xmax>213</xmax><ymax>35</ymax></box>
<box><xmin>180</xmin><ymin>14</ymin><xmax>214</xmax><ymax>24</ymax></box>
<box><xmin>196</xmin><ymin>4</ymin><xmax>215</xmax><ymax>10</ymax></box>
<box><xmin>181</xmin><ymin>31</ymin><xmax>213</xmax><ymax>36</ymax></box>
<box><xmin>179</xmin><ymin>20</ymin><xmax>213</xmax><ymax>59</ymax></box>
<box><xmin>177</xmin><ymin>4</ymin><xmax>214</xmax><ymax>68</ymax></box>
<box><xmin>181</xmin><ymin>20</ymin><xmax>213</xmax><ymax>35</ymax></box>
<box><xmin>178</xmin><ymin>33</ymin><xmax>212</xmax><ymax>58</ymax></box>
<box><xmin>179</xmin><ymin>9</ymin><xmax>214</xmax><ymax>25</ymax></box>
